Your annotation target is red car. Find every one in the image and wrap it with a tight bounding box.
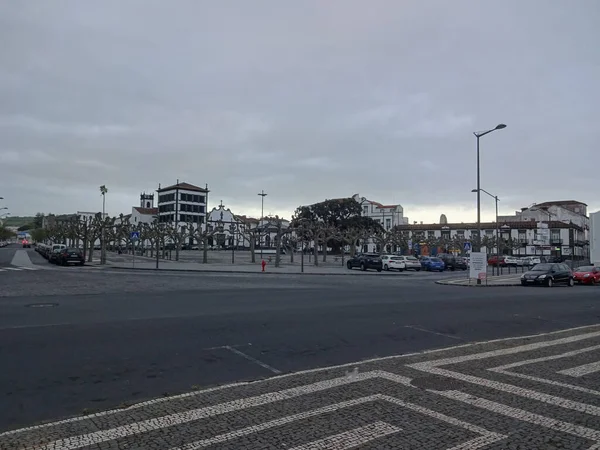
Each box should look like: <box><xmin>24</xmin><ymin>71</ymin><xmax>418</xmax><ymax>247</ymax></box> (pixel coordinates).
<box><xmin>572</xmin><ymin>265</ymin><xmax>600</xmax><ymax>285</ymax></box>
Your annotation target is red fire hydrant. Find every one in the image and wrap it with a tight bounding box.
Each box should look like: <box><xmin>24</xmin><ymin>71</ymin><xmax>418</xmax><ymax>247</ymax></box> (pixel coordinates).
<box><xmin>261</xmin><ymin>259</ymin><xmax>267</xmax><ymax>272</ymax></box>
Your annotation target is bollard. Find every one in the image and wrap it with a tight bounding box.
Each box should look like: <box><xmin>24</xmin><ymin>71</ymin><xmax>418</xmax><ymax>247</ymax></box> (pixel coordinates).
<box><xmin>261</xmin><ymin>259</ymin><xmax>266</xmax><ymax>272</ymax></box>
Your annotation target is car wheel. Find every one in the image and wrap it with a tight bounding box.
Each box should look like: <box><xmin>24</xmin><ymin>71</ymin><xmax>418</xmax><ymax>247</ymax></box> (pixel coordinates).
<box><xmin>347</xmin><ymin>262</ymin><xmax>352</xmax><ymax>270</ymax></box>
<box><xmin>384</xmin><ymin>264</ymin><xmax>389</xmax><ymax>271</ymax></box>
<box><xmin>521</xmin><ymin>281</ymin><xmax>527</xmax><ymax>286</ymax></box>
<box><xmin>416</xmin><ymin>268</ymin><xmax>421</xmax><ymax>272</ymax></box>
<box><xmin>568</xmin><ymin>278</ymin><xmax>574</xmax><ymax>287</ymax></box>
<box><xmin>547</xmin><ymin>278</ymin><xmax>553</xmax><ymax>288</ymax></box>
<box><xmin>79</xmin><ymin>262</ymin><xmax>84</xmax><ymax>266</ymax></box>
<box><xmin>360</xmin><ymin>263</ymin><xmax>366</xmax><ymax>271</ymax></box>
<box><xmin>399</xmin><ymin>268</ymin><xmax>404</xmax><ymax>272</ymax></box>
<box><xmin>377</xmin><ymin>268</ymin><xmax>382</xmax><ymax>272</ymax></box>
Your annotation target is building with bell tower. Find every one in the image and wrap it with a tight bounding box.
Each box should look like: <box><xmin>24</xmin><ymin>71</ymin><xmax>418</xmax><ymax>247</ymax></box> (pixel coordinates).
<box><xmin>140</xmin><ymin>192</ymin><xmax>154</xmax><ymax>209</ymax></box>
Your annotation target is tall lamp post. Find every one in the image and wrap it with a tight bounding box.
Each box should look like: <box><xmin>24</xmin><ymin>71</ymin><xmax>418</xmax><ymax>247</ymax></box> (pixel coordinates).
<box><xmin>257</xmin><ymin>190</ymin><xmax>267</xmax><ymax>259</ymax></box>
<box><xmin>99</xmin><ymin>185</ymin><xmax>108</xmax><ymax>265</ymax></box>
<box><xmin>474</xmin><ymin>123</ymin><xmax>506</xmax><ymax>284</ymax></box>
<box><xmin>472</xmin><ymin>188</ymin><xmax>500</xmax><ymax>275</ymax></box>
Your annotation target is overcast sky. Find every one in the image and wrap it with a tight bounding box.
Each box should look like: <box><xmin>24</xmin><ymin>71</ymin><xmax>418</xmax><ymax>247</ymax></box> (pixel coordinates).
<box><xmin>1</xmin><ymin>0</ymin><xmax>598</xmax><ymax>223</ymax></box>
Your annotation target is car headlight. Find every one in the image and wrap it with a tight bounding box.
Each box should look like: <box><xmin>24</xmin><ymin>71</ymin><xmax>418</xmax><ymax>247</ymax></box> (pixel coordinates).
<box><xmin>538</xmin><ymin>274</ymin><xmax>547</xmax><ymax>279</ymax></box>
<box><xmin>521</xmin><ymin>274</ymin><xmax>526</xmax><ymax>279</ymax></box>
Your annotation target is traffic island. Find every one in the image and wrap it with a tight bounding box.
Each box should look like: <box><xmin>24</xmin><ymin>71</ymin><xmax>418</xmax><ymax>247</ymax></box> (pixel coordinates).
<box><xmin>436</xmin><ymin>275</ymin><xmax>522</xmax><ymax>287</ymax></box>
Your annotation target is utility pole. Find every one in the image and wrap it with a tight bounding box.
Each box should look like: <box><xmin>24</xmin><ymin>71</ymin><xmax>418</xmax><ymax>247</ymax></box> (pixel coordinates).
<box><xmin>99</xmin><ymin>185</ymin><xmax>108</xmax><ymax>265</ymax></box>
<box><xmin>258</xmin><ymin>190</ymin><xmax>267</xmax><ymax>259</ymax></box>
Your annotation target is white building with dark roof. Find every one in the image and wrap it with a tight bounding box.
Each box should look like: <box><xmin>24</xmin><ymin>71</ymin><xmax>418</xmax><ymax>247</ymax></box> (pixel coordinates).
<box><xmin>351</xmin><ymin>193</ymin><xmax>409</xmax><ymax>230</ymax></box>
<box><xmin>157</xmin><ymin>181</ymin><xmax>209</xmax><ymax>229</ymax></box>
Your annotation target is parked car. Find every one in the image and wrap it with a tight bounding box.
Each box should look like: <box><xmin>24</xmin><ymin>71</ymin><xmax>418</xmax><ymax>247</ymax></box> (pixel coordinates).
<box><xmin>522</xmin><ymin>256</ymin><xmax>542</xmax><ymax>267</ymax></box>
<box><xmin>56</xmin><ymin>248</ymin><xmax>85</xmax><ymax>266</ymax></box>
<box><xmin>393</xmin><ymin>255</ymin><xmax>421</xmax><ymax>271</ymax></box>
<box><xmin>380</xmin><ymin>255</ymin><xmax>406</xmax><ymax>272</ymax></box>
<box><xmin>48</xmin><ymin>248</ymin><xmax>62</xmax><ymax>264</ymax></box>
<box><xmin>347</xmin><ymin>253</ymin><xmax>383</xmax><ymax>272</ymax></box>
<box><xmin>572</xmin><ymin>265</ymin><xmax>600</xmax><ymax>285</ymax></box>
<box><xmin>503</xmin><ymin>256</ymin><xmax>519</xmax><ymax>266</ymax></box>
<box><xmin>437</xmin><ymin>253</ymin><xmax>468</xmax><ymax>271</ymax></box>
<box><xmin>520</xmin><ymin>263</ymin><xmax>574</xmax><ymax>287</ymax></box>
<box><xmin>420</xmin><ymin>256</ymin><xmax>445</xmax><ymax>272</ymax></box>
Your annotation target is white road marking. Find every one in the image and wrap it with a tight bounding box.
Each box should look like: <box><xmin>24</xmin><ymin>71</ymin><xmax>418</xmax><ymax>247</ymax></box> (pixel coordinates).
<box><xmin>489</xmin><ymin>344</ymin><xmax>600</xmax><ymax>396</ymax></box>
<box><xmin>17</xmin><ymin>370</ymin><xmax>504</xmax><ymax>450</ymax></box>
<box><xmin>224</xmin><ymin>345</ymin><xmax>282</xmax><ymax>374</ymax></box>
<box><xmin>3</xmin><ymin>323</ymin><xmax>598</xmax><ymax>438</ymax></box>
<box><xmin>18</xmin><ymin>266</ymin><xmax>38</xmax><ymax>270</ymax></box>
<box><xmin>438</xmin><ymin>390</ymin><xmax>600</xmax><ymax>442</ymax></box>
<box><xmin>559</xmin><ymin>360</ymin><xmax>600</xmax><ymax>378</ymax></box>
<box><xmin>408</xmin><ymin>331</ymin><xmax>600</xmax><ymax>419</ymax></box>
<box><xmin>5</xmin><ymin>267</ymin><xmax>23</xmax><ymax>271</ymax></box>
<box><xmin>404</xmin><ymin>325</ymin><xmax>463</xmax><ymax>341</ymax></box>
<box><xmin>410</xmin><ymin>329</ymin><xmax>600</xmax><ymax>368</ymax></box>
<box><xmin>287</xmin><ymin>422</ymin><xmax>401</xmax><ymax>450</ymax></box>
<box><xmin>173</xmin><ymin>393</ymin><xmax>504</xmax><ymax>450</ymax></box>
<box><xmin>169</xmin><ymin>396</ymin><xmax>381</xmax><ymax>450</ymax></box>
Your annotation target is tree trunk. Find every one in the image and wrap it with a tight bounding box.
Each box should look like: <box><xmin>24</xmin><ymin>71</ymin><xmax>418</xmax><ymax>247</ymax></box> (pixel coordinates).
<box><xmin>202</xmin><ymin>237</ymin><xmax>208</xmax><ymax>263</ymax></box>
<box><xmin>322</xmin><ymin>234</ymin><xmax>328</xmax><ymax>262</ymax></box>
<box><xmin>289</xmin><ymin>247</ymin><xmax>294</xmax><ymax>263</ymax></box>
<box><xmin>313</xmin><ymin>237</ymin><xmax>319</xmax><ymax>267</ymax></box>
<box><xmin>87</xmin><ymin>241</ymin><xmax>94</xmax><ymax>262</ymax></box>
<box><xmin>174</xmin><ymin>240</ymin><xmax>180</xmax><ymax>261</ymax></box>
<box><xmin>250</xmin><ymin>238</ymin><xmax>256</xmax><ymax>263</ymax></box>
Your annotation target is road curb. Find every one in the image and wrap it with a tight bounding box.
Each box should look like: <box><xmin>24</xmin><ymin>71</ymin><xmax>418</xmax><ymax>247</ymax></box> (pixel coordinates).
<box><xmin>107</xmin><ymin>266</ymin><xmax>415</xmax><ymax>276</ymax></box>
<box><xmin>435</xmin><ymin>279</ymin><xmax>520</xmax><ymax>287</ymax></box>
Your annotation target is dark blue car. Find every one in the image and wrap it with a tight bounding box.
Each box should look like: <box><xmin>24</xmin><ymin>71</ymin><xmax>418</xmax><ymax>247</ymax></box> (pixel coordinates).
<box><xmin>421</xmin><ymin>256</ymin><xmax>446</xmax><ymax>272</ymax></box>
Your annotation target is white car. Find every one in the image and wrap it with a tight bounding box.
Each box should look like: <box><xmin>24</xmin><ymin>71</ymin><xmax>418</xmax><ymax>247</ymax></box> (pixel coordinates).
<box><xmin>381</xmin><ymin>255</ymin><xmax>406</xmax><ymax>272</ymax></box>
<box><xmin>503</xmin><ymin>256</ymin><xmax>520</xmax><ymax>266</ymax></box>
<box><xmin>522</xmin><ymin>256</ymin><xmax>541</xmax><ymax>266</ymax></box>
<box><xmin>392</xmin><ymin>255</ymin><xmax>421</xmax><ymax>271</ymax></box>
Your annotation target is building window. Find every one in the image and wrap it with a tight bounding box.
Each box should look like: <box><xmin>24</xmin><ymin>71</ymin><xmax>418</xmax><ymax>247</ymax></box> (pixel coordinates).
<box><xmin>427</xmin><ymin>231</ymin><xmax>435</xmax><ymax>238</ymax></box>
<box><xmin>456</xmin><ymin>230</ymin><xmax>465</xmax><ymax>238</ymax></box>
<box><xmin>363</xmin><ymin>206</ymin><xmax>369</xmax><ymax>215</ymax></box>
<box><xmin>385</xmin><ymin>218</ymin><xmax>391</xmax><ymax>230</ymax></box>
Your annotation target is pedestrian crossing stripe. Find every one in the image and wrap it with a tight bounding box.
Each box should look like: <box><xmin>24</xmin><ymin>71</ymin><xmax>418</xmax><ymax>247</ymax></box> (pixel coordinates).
<box><xmin>0</xmin><ymin>266</ymin><xmax>40</xmax><ymax>272</ymax></box>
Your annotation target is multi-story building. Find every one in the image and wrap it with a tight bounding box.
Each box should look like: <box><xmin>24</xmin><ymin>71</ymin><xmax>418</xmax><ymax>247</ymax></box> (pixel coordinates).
<box><xmin>157</xmin><ymin>181</ymin><xmax>209</xmax><ymax>229</ymax></box>
<box><xmin>499</xmin><ymin>200</ymin><xmax>589</xmax><ymax>231</ymax></box>
<box><xmin>390</xmin><ymin>220</ymin><xmax>587</xmax><ymax>261</ymax></box>
<box><xmin>352</xmin><ymin>193</ymin><xmax>409</xmax><ymax>229</ymax></box>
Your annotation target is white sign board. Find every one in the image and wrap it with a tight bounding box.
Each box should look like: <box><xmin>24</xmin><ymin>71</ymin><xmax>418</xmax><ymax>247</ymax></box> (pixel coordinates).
<box><xmin>469</xmin><ymin>251</ymin><xmax>488</xmax><ymax>280</ymax></box>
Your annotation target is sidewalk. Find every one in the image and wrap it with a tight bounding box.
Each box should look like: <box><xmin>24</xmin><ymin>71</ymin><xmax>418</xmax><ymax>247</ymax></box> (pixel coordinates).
<box><xmin>436</xmin><ymin>274</ymin><xmax>521</xmax><ymax>287</ymax></box>
<box><xmin>106</xmin><ymin>260</ymin><xmax>412</xmax><ymax>276</ymax></box>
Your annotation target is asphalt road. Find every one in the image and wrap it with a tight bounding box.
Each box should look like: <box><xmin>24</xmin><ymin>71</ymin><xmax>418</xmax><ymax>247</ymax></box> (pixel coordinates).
<box><xmin>1</xmin><ymin>263</ymin><xmax>599</xmax><ymax>435</ymax></box>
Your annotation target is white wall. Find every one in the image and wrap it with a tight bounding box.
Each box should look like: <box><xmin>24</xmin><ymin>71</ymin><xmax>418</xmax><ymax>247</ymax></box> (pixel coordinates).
<box><xmin>591</xmin><ymin>211</ymin><xmax>600</xmax><ymax>264</ymax></box>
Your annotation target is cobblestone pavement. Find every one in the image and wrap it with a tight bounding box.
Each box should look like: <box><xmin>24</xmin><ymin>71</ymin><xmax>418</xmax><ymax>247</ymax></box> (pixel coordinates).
<box><xmin>438</xmin><ymin>275</ymin><xmax>523</xmax><ymax>287</ymax></box>
<box><xmin>3</xmin><ymin>324</ymin><xmax>600</xmax><ymax>449</ymax></box>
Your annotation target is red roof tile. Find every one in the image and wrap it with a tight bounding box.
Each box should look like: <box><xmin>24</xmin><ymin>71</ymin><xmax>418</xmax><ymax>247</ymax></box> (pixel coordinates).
<box><xmin>134</xmin><ymin>207</ymin><xmax>158</xmax><ymax>215</ymax></box>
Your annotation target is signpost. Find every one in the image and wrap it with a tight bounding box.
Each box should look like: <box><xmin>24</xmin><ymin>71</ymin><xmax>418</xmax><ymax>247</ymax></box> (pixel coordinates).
<box><xmin>130</xmin><ymin>231</ymin><xmax>139</xmax><ymax>268</ymax></box>
<box><xmin>464</xmin><ymin>241</ymin><xmax>472</xmax><ymax>253</ymax></box>
<box><xmin>469</xmin><ymin>251</ymin><xmax>487</xmax><ymax>284</ymax></box>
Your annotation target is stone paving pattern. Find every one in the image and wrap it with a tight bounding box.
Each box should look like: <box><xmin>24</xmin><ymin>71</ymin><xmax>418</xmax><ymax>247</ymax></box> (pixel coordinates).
<box><xmin>3</xmin><ymin>324</ymin><xmax>600</xmax><ymax>449</ymax></box>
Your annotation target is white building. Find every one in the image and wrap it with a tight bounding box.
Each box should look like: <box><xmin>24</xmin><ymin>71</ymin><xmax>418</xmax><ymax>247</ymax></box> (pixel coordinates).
<box><xmin>157</xmin><ymin>181</ymin><xmax>209</xmax><ymax>229</ymax></box>
<box><xmin>205</xmin><ymin>202</ymin><xmax>290</xmax><ymax>249</ymax></box>
<box><xmin>499</xmin><ymin>200</ymin><xmax>589</xmax><ymax>231</ymax></box>
<box><xmin>352</xmin><ymin>193</ymin><xmax>409</xmax><ymax>230</ymax></box>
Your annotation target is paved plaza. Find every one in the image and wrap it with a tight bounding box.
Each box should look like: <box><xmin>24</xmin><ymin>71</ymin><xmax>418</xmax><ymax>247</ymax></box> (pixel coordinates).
<box><xmin>3</xmin><ymin>324</ymin><xmax>600</xmax><ymax>449</ymax></box>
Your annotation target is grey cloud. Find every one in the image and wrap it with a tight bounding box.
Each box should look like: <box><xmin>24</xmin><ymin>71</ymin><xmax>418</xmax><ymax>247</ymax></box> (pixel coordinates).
<box><xmin>0</xmin><ymin>0</ymin><xmax>598</xmax><ymax>222</ymax></box>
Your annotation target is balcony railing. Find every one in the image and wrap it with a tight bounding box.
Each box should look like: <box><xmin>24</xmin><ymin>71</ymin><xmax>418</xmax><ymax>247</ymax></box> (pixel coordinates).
<box><xmin>550</xmin><ymin>238</ymin><xmax>563</xmax><ymax>245</ymax></box>
<box><xmin>574</xmin><ymin>239</ymin><xmax>588</xmax><ymax>246</ymax></box>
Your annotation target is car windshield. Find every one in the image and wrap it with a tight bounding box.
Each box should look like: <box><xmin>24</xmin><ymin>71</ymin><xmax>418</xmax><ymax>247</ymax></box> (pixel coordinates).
<box><xmin>407</xmin><ymin>256</ymin><xmax>418</xmax><ymax>261</ymax></box>
<box><xmin>531</xmin><ymin>263</ymin><xmax>553</xmax><ymax>271</ymax></box>
<box><xmin>390</xmin><ymin>257</ymin><xmax>402</xmax><ymax>261</ymax></box>
<box><xmin>575</xmin><ymin>266</ymin><xmax>594</xmax><ymax>272</ymax></box>
<box><xmin>430</xmin><ymin>257</ymin><xmax>442</xmax><ymax>262</ymax></box>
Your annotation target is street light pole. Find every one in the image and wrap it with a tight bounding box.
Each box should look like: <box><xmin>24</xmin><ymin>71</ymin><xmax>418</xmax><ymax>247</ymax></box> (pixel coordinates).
<box><xmin>258</xmin><ymin>190</ymin><xmax>267</xmax><ymax>260</ymax></box>
<box><xmin>473</xmin><ymin>124</ymin><xmax>506</xmax><ymax>284</ymax></box>
<box><xmin>472</xmin><ymin>188</ymin><xmax>500</xmax><ymax>275</ymax></box>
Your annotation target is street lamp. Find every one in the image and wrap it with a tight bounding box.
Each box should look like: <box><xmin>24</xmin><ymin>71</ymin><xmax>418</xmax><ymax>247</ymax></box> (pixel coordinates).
<box><xmin>472</xmin><ymin>188</ymin><xmax>500</xmax><ymax>275</ymax></box>
<box><xmin>473</xmin><ymin>123</ymin><xmax>506</xmax><ymax>284</ymax></box>
<box><xmin>257</xmin><ymin>190</ymin><xmax>267</xmax><ymax>259</ymax></box>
